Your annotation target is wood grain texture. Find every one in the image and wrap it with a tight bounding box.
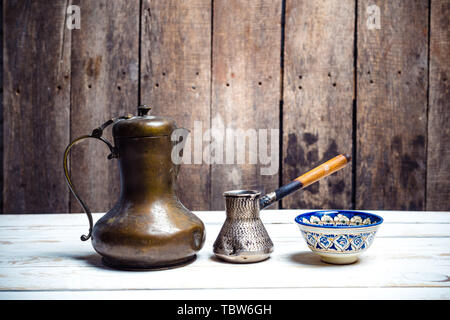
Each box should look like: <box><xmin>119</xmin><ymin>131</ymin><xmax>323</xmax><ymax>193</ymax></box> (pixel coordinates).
<box><xmin>427</xmin><ymin>0</ymin><xmax>450</xmax><ymax>211</ymax></box>
<box><xmin>0</xmin><ymin>211</ymin><xmax>449</xmax><ymax>298</ymax></box>
<box><xmin>282</xmin><ymin>1</ymin><xmax>354</xmax><ymax>209</ymax></box>
<box><xmin>2</xmin><ymin>1</ymin><xmax>450</xmax><ymax>214</ymax></box>
<box><xmin>70</xmin><ymin>0</ymin><xmax>139</xmax><ymax>213</ymax></box>
<box><xmin>3</xmin><ymin>1</ymin><xmax>71</xmax><ymax>213</ymax></box>
<box><xmin>356</xmin><ymin>0</ymin><xmax>429</xmax><ymax>210</ymax></box>
<box><xmin>3</xmin><ymin>288</ymin><xmax>450</xmax><ymax>300</ymax></box>
<box><xmin>0</xmin><ymin>0</ymin><xmax>3</xmax><ymax>213</ymax></box>
<box><xmin>140</xmin><ymin>0</ymin><xmax>211</xmax><ymax>211</ymax></box>
<box><xmin>211</xmin><ymin>0</ymin><xmax>281</xmax><ymax>210</ymax></box>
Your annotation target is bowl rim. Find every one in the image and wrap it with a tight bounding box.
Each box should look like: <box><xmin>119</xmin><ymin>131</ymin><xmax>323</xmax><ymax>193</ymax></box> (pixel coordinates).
<box><xmin>294</xmin><ymin>210</ymin><xmax>383</xmax><ymax>229</ymax></box>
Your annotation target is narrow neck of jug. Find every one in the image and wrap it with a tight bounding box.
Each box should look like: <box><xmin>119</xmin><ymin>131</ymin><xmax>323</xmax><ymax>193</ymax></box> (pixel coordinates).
<box><xmin>116</xmin><ymin>136</ymin><xmax>177</xmax><ymax>199</ymax></box>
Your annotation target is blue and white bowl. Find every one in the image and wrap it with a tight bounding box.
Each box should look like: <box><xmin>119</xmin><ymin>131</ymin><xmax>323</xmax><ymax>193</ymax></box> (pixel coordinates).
<box><xmin>294</xmin><ymin>210</ymin><xmax>383</xmax><ymax>264</ymax></box>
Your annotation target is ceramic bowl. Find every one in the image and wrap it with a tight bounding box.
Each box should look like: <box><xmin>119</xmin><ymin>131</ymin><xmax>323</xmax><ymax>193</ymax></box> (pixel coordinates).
<box><xmin>294</xmin><ymin>210</ymin><xmax>383</xmax><ymax>264</ymax></box>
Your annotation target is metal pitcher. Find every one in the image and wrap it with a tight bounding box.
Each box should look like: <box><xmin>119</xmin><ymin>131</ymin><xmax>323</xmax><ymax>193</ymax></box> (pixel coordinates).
<box><xmin>63</xmin><ymin>105</ymin><xmax>205</xmax><ymax>270</ymax></box>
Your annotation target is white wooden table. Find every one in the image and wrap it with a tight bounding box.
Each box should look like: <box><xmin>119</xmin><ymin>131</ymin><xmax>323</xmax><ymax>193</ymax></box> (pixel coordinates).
<box><xmin>0</xmin><ymin>210</ymin><xmax>449</xmax><ymax>300</ymax></box>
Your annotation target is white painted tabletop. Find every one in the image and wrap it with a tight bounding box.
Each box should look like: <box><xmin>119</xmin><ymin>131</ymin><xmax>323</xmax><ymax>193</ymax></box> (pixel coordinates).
<box><xmin>0</xmin><ymin>210</ymin><xmax>449</xmax><ymax>300</ymax></box>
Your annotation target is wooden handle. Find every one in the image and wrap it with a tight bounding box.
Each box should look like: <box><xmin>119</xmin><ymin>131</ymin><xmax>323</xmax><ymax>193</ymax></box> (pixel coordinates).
<box><xmin>259</xmin><ymin>154</ymin><xmax>351</xmax><ymax>209</ymax></box>
<box><xmin>294</xmin><ymin>154</ymin><xmax>350</xmax><ymax>188</ymax></box>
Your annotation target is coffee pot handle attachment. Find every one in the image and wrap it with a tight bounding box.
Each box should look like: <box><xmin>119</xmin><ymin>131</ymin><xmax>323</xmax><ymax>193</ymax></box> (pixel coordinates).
<box><xmin>63</xmin><ymin>116</ymin><xmax>130</xmax><ymax>241</ymax></box>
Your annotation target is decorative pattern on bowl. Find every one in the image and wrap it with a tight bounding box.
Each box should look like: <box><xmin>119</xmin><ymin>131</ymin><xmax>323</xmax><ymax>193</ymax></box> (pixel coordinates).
<box><xmin>294</xmin><ymin>210</ymin><xmax>383</xmax><ymax>264</ymax></box>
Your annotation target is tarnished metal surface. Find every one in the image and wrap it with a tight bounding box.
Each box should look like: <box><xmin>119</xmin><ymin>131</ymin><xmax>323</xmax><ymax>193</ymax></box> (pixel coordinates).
<box><xmin>64</xmin><ymin>106</ymin><xmax>205</xmax><ymax>270</ymax></box>
<box><xmin>213</xmin><ymin>190</ymin><xmax>273</xmax><ymax>263</ymax></box>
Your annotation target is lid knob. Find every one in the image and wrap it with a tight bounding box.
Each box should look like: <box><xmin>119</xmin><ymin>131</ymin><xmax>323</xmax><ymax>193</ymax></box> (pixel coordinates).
<box><xmin>138</xmin><ymin>105</ymin><xmax>152</xmax><ymax>116</ymax></box>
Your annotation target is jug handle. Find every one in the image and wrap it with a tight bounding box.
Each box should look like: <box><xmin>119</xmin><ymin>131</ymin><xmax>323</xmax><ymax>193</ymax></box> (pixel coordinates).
<box><xmin>63</xmin><ymin>116</ymin><xmax>130</xmax><ymax>241</ymax></box>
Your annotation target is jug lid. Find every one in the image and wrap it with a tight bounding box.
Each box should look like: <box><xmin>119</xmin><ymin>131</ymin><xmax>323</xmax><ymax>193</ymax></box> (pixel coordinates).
<box><xmin>112</xmin><ymin>105</ymin><xmax>177</xmax><ymax>138</ymax></box>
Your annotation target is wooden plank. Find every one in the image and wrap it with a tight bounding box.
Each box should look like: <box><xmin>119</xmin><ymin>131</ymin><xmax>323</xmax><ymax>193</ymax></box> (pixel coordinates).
<box><xmin>0</xmin><ymin>246</ymin><xmax>449</xmax><ymax>290</ymax></box>
<box><xmin>3</xmin><ymin>1</ymin><xmax>71</xmax><ymax>213</ymax></box>
<box><xmin>70</xmin><ymin>0</ymin><xmax>139</xmax><ymax>212</ymax></box>
<box><xmin>1</xmin><ymin>287</ymin><xmax>449</xmax><ymax>300</ymax></box>
<box><xmin>1</xmin><ymin>210</ymin><xmax>450</xmax><ymax>227</ymax></box>
<box><xmin>1</xmin><ymin>235</ymin><xmax>449</xmax><ymax>268</ymax></box>
<box><xmin>210</xmin><ymin>0</ymin><xmax>282</xmax><ymax>210</ymax></box>
<box><xmin>0</xmin><ymin>211</ymin><xmax>449</xmax><ymax>270</ymax></box>
<box><xmin>1</xmin><ymin>220</ymin><xmax>450</xmax><ymax>246</ymax></box>
<box><xmin>356</xmin><ymin>1</ymin><xmax>429</xmax><ymax>210</ymax></box>
<box><xmin>282</xmin><ymin>1</ymin><xmax>355</xmax><ymax>209</ymax></box>
<box><xmin>0</xmin><ymin>0</ymin><xmax>3</xmax><ymax>213</ymax></box>
<box><xmin>427</xmin><ymin>0</ymin><xmax>450</xmax><ymax>211</ymax></box>
<box><xmin>140</xmin><ymin>0</ymin><xmax>211</xmax><ymax>211</ymax></box>
<box><xmin>0</xmin><ymin>212</ymin><xmax>449</xmax><ymax>294</ymax></box>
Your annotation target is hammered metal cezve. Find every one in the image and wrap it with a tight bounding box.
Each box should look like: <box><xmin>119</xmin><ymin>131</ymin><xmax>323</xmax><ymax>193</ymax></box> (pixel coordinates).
<box><xmin>213</xmin><ymin>190</ymin><xmax>273</xmax><ymax>263</ymax></box>
<box><xmin>213</xmin><ymin>154</ymin><xmax>351</xmax><ymax>263</ymax></box>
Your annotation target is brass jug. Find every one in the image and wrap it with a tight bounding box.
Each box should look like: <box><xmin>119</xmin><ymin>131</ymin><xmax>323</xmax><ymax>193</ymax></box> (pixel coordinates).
<box><xmin>63</xmin><ymin>105</ymin><xmax>205</xmax><ymax>270</ymax></box>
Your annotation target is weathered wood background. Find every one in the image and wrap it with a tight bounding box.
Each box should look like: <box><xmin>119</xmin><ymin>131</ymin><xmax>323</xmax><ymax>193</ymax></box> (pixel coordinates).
<box><xmin>2</xmin><ymin>0</ymin><xmax>449</xmax><ymax>213</ymax></box>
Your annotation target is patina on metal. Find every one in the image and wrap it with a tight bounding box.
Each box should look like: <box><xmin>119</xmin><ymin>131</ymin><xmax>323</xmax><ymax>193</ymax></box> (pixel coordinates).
<box><xmin>63</xmin><ymin>105</ymin><xmax>205</xmax><ymax>270</ymax></box>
